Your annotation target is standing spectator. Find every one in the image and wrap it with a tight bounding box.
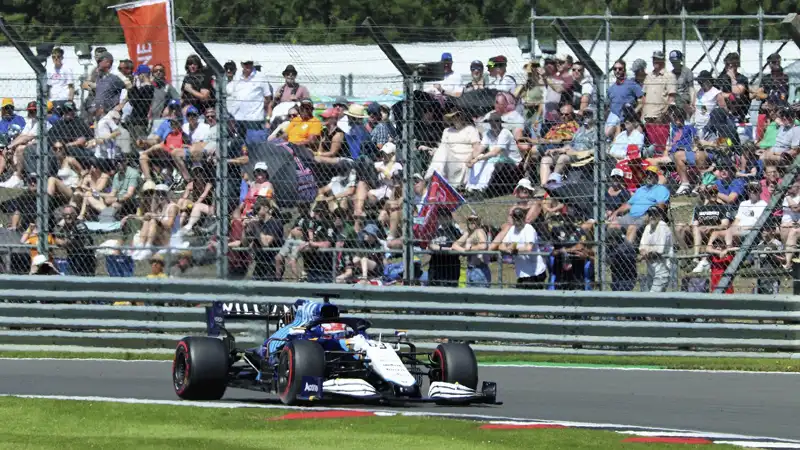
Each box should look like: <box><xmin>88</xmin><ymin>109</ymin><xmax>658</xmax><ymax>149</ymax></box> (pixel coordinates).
<box><xmin>605</xmin><ymin>60</ymin><xmax>644</xmax><ymax>138</ymax></box>
<box><xmin>754</xmin><ymin>53</ymin><xmax>789</xmax><ymax>107</ymax></box>
<box><xmin>640</xmin><ymin>51</ymin><xmax>677</xmax><ymax>156</ymax></box>
<box><xmin>638</xmin><ymin>205</ymin><xmax>673</xmax><ymax>293</ymax></box>
<box><xmin>47</xmin><ymin>48</ymin><xmax>75</xmax><ymax>110</ymax></box>
<box><xmin>150</xmin><ymin>63</ymin><xmax>180</xmax><ymax>119</ymax></box>
<box><xmin>668</xmin><ymin>50</ymin><xmax>694</xmax><ymax>116</ymax></box>
<box><xmin>463</xmin><ymin>60</ymin><xmax>486</xmax><ymax>93</ymax></box>
<box><xmin>452</xmin><ymin>213</ymin><xmax>491</xmax><ymax>287</ymax></box>
<box><xmin>570</xmin><ymin>61</ymin><xmax>595</xmax><ymax>116</ymax></box>
<box><xmin>79</xmin><ymin>47</ymin><xmax>108</xmax><ymax>119</ymax></box>
<box><xmin>632</xmin><ymin>59</ymin><xmax>648</xmax><ymax>86</ymax></box>
<box><xmin>180</xmin><ymin>54</ymin><xmax>215</xmax><ymax>114</ymax></box>
<box><xmin>243</xmin><ymin>198</ymin><xmax>283</xmax><ymax>281</ymax></box>
<box><xmin>500</xmin><ymin>207</ymin><xmax>547</xmax><ymax>289</ymax></box>
<box><xmin>92</xmin><ymin>52</ymin><xmax>131</xmax><ymax>113</ymax></box>
<box><xmin>428</xmin><ymin>52</ymin><xmax>463</xmax><ymax>97</ymax></box>
<box><xmin>516</xmin><ymin>60</ymin><xmax>545</xmax><ymax>136</ymax></box>
<box><xmin>692</xmin><ymin>70</ymin><xmax>726</xmax><ymax>139</ymax></box>
<box><xmin>606</xmin><ymin>227</ymin><xmax>638</xmax><ymax>291</ymax></box>
<box><xmin>125</xmin><ymin>65</ymin><xmax>155</xmax><ymax>140</ymax></box>
<box><xmin>53</xmin><ymin>204</ymin><xmax>95</xmax><ymax>276</ymax></box>
<box><xmin>229</xmin><ymin>59</ymin><xmax>273</xmax><ymax>139</ymax></box>
<box><xmin>717</xmin><ymin>52</ymin><xmax>751</xmax><ymax>124</ymax></box>
<box><xmin>540</xmin><ymin>55</ymin><xmax>568</xmax><ymax>126</ymax></box>
<box><xmin>271</xmin><ymin>65</ymin><xmax>311</xmax><ymax>117</ymax></box>
<box><xmin>286</xmin><ymin>100</ymin><xmax>322</xmax><ymax>148</ymax></box>
<box><xmin>486</xmin><ymin>56</ymin><xmax>516</xmax><ymax>93</ymax></box>
<box><xmin>426</xmin><ymin>208</ymin><xmax>463</xmax><ymax>287</ymax></box>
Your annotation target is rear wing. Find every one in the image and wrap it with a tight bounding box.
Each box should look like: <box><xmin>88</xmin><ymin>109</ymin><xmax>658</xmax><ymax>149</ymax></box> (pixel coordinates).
<box><xmin>206</xmin><ymin>301</ymin><xmax>292</xmax><ymax>337</ymax></box>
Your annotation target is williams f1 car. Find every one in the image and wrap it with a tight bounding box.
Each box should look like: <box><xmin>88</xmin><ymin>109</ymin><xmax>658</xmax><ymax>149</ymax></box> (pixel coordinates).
<box><xmin>171</xmin><ymin>296</ymin><xmax>500</xmax><ymax>406</ymax></box>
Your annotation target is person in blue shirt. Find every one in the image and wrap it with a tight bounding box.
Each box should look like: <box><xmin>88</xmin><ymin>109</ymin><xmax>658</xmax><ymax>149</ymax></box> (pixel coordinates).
<box><xmin>605</xmin><ymin>60</ymin><xmax>644</xmax><ymax>139</ymax></box>
<box><xmin>0</xmin><ymin>99</ymin><xmax>26</xmax><ymax>135</ymax></box>
<box><xmin>609</xmin><ymin>167</ymin><xmax>671</xmax><ymax>242</ymax></box>
<box><xmin>650</xmin><ymin>105</ymin><xmax>707</xmax><ymax>196</ymax></box>
<box><xmin>696</xmin><ymin>156</ymin><xmax>745</xmax><ymax>215</ymax></box>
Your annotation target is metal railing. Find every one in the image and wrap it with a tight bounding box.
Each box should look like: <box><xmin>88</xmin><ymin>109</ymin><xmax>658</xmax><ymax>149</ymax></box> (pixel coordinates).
<box><xmin>0</xmin><ymin>275</ymin><xmax>798</xmax><ymax>358</ymax></box>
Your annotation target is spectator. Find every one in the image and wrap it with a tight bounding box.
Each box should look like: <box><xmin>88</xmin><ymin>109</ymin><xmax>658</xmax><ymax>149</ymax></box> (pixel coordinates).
<box><xmin>463</xmin><ymin>60</ymin><xmax>486</xmax><ymax>93</ymax></box>
<box><xmin>753</xmin><ymin>224</ymin><xmax>784</xmax><ymax>292</ymax></box>
<box><xmin>525</xmin><ymin>103</ymin><xmax>579</xmax><ymax>183</ymax></box>
<box><xmin>606</xmin><ymin>227</ymin><xmax>638</xmax><ymax>291</ymax></box>
<box><xmin>425</xmin><ymin>109</ymin><xmax>480</xmax><ymax>188</ymax></box>
<box><xmin>92</xmin><ymin>52</ymin><xmax>131</xmax><ymax>113</ymax></box>
<box><xmin>427</xmin><ymin>52</ymin><xmax>463</xmax><ymax>97</ymax></box>
<box><xmin>367</xmin><ymin>102</ymin><xmax>396</xmax><ymax>151</ymax></box>
<box><xmin>90</xmin><ymin>109</ymin><xmax>124</xmax><ymax>162</ymax></box>
<box><xmin>540</xmin><ymin>55</ymin><xmax>569</xmax><ymax>125</ymax></box>
<box><xmin>125</xmin><ymin>65</ymin><xmax>155</xmax><ymax>140</ymax></box>
<box><xmin>243</xmin><ymin>198</ymin><xmax>283</xmax><ymax>281</ymax></box>
<box><xmin>481</xmin><ymin>92</ymin><xmax>525</xmax><ymax>154</ymax></box>
<box><xmin>426</xmin><ymin>208</ymin><xmax>463</xmax><ymax>287</ymax></box>
<box><xmin>352</xmin><ymin>223</ymin><xmax>383</xmax><ymax>283</ymax></box>
<box><xmin>781</xmin><ymin>181</ymin><xmax>800</xmax><ymax>268</ymax></box>
<box><xmin>48</xmin><ymin>101</ymin><xmax>93</xmax><ymax>164</ymax></box>
<box><xmin>79</xmin><ymin>47</ymin><xmax>109</xmax><ymax>119</ymax></box>
<box><xmin>516</xmin><ymin>60</ymin><xmax>545</xmax><ymax>136</ymax></box>
<box><xmin>3</xmin><ymin>101</ymin><xmax>53</xmax><ymax>187</ymax></box>
<box><xmin>570</xmin><ymin>61</ymin><xmax>595</xmax><ymax>116</ymax></box>
<box><xmin>180</xmin><ymin>54</ymin><xmax>215</xmax><ymax>114</ymax></box>
<box><xmin>754</xmin><ymin>53</ymin><xmax>789</xmax><ymax>107</ymax></box>
<box><xmin>654</xmin><ymin>105</ymin><xmax>703</xmax><ymax>196</ymax></box>
<box><xmin>150</xmin><ymin>63</ymin><xmax>181</xmax><ymax>120</ymax></box>
<box><xmin>761</xmin><ymin>107</ymin><xmax>800</xmax><ymax>163</ymax></box>
<box><xmin>640</xmin><ymin>51</ymin><xmax>677</xmax><ymax>155</ymax></box>
<box><xmin>724</xmin><ymin>182</ymin><xmax>767</xmax><ymax>248</ymax></box>
<box><xmin>235</xmin><ymin>161</ymin><xmax>275</xmax><ymax>220</ymax></box>
<box><xmin>30</xmin><ymin>254</ymin><xmax>61</xmax><ymax>276</ymax></box>
<box><xmin>303</xmin><ymin>207</ymin><xmax>336</xmax><ymax>283</ymax></box>
<box><xmin>139</xmin><ymin>115</ymin><xmax>193</xmax><ymax>187</ymax></box>
<box><xmin>53</xmin><ymin>204</ymin><xmax>95</xmax><ymax>276</ymax></box>
<box><xmin>285</xmin><ymin>99</ymin><xmax>322</xmax><ymax>148</ymax></box>
<box><xmin>465</xmin><ymin>112</ymin><xmax>519</xmax><ymax>194</ymax></box>
<box><xmin>638</xmin><ymin>205</ymin><xmax>673</xmax><ymax>292</ymax></box>
<box><xmin>147</xmin><ymin>254</ymin><xmax>168</xmax><ymax>279</ymax></box>
<box><xmin>631</xmin><ymin>59</ymin><xmax>648</xmax><ymax>86</ymax></box>
<box><xmin>716</xmin><ymin>52</ymin><xmax>751</xmax><ymax>124</ymax></box>
<box><xmin>486</xmin><ymin>56</ymin><xmax>516</xmax><ymax>93</ymax></box>
<box><xmin>608</xmin><ymin>113</ymin><xmax>645</xmax><ymax>161</ymax></box>
<box><xmin>0</xmin><ymin>172</ymin><xmax>39</xmax><ymax>230</ymax></box>
<box><xmin>131</xmin><ymin>183</ymin><xmax>180</xmax><ymax>261</ymax></box>
<box><xmin>228</xmin><ymin>59</ymin><xmax>273</xmax><ymax>139</ymax></box>
<box><xmin>582</xmin><ymin>167</ymin><xmax>631</xmax><ymax>235</ymax></box>
<box><xmin>702</xmin><ymin>156</ymin><xmax>745</xmax><ymax>208</ymax></box>
<box><xmin>0</xmin><ymin>99</ymin><xmax>25</xmax><ymax>136</ymax></box>
<box><xmin>45</xmin><ymin>141</ymin><xmax>82</xmax><ymax>207</ymax></box>
<box><xmin>452</xmin><ymin>213</ymin><xmax>491</xmax><ymax>287</ymax></box>
<box><xmin>354</xmin><ymin>142</ymin><xmax>402</xmax><ymax>217</ymax></box>
<box><xmin>78</xmin><ymin>153</ymin><xmax>139</xmax><ymax>221</ymax></box>
<box><xmin>605</xmin><ymin>60</ymin><xmax>644</xmax><ymax>138</ymax></box>
<box><xmin>275</xmin><ymin>203</ymin><xmax>312</xmax><ymax>281</ymax></box>
<box><xmin>668</xmin><ymin>50</ymin><xmax>694</xmax><ymax>116</ymax></box>
<box><xmin>75</xmin><ymin>158</ymin><xmax>111</xmax><ymax>221</ymax></box>
<box><xmin>315</xmin><ymin>164</ymin><xmax>356</xmax><ymax>213</ymax></box>
<box><xmin>47</xmin><ymin>48</ymin><xmax>75</xmax><ymax>110</ymax></box>
<box><xmin>609</xmin><ymin>167</ymin><xmax>670</xmax><ymax>242</ymax></box>
<box><xmin>500</xmin><ymin>207</ymin><xmax>547</xmax><ymax>289</ymax></box>
<box><xmin>761</xmin><ymin>163</ymin><xmax>782</xmax><ymax>204</ymax></box>
<box><xmin>169</xmin><ymin>251</ymin><xmax>193</xmax><ymax>278</ymax></box>
<box><xmin>680</xmin><ymin>182</ymin><xmax>733</xmax><ymax>274</ymax></box>
<box><xmin>271</xmin><ymin>65</ymin><xmax>310</xmax><ymax>117</ymax></box>
<box><xmin>538</xmin><ymin>108</ymin><xmax>594</xmax><ymax>186</ymax></box>
<box><xmin>705</xmin><ymin>236</ymin><xmax>734</xmax><ymax>294</ymax></box>
<box><xmin>20</xmin><ymin>221</ymin><xmax>55</xmax><ymax>263</ymax></box>
<box><xmin>692</xmin><ymin>70</ymin><xmax>726</xmax><ymax>139</ymax></box>
<box><xmin>178</xmin><ymin>163</ymin><xmax>213</xmax><ymax>234</ymax></box>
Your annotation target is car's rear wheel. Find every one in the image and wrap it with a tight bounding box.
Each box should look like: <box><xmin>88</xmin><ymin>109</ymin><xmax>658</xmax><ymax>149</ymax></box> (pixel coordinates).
<box><xmin>430</xmin><ymin>343</ymin><xmax>478</xmax><ymax>390</ymax></box>
<box><xmin>173</xmin><ymin>336</ymin><xmax>229</xmax><ymax>401</ymax></box>
<box><xmin>276</xmin><ymin>339</ymin><xmax>325</xmax><ymax>405</ymax></box>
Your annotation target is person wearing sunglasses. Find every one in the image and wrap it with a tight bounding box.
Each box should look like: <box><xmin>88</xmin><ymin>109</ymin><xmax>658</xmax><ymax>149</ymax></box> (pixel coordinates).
<box><xmin>149</xmin><ymin>63</ymin><xmax>180</xmax><ymax>120</ymax></box>
<box><xmin>605</xmin><ymin>59</ymin><xmax>644</xmax><ymax>139</ymax></box>
<box><xmin>753</xmin><ymin>53</ymin><xmax>789</xmax><ymax>111</ymax></box>
<box><xmin>717</xmin><ymin>52</ymin><xmax>751</xmax><ymax>124</ymax></box>
<box><xmin>47</xmin><ymin>48</ymin><xmax>75</xmax><ymax>111</ymax></box>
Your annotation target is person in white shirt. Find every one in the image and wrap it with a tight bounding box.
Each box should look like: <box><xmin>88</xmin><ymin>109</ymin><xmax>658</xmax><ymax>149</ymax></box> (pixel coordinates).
<box><xmin>353</xmin><ymin>142</ymin><xmax>402</xmax><ymax>217</ymax></box>
<box><xmin>91</xmin><ymin>109</ymin><xmax>123</xmax><ymax>161</ymax></box>
<box><xmin>725</xmin><ymin>183</ymin><xmax>767</xmax><ymax>247</ymax></box>
<box><xmin>465</xmin><ymin>113</ymin><xmax>518</xmax><ymax>193</ymax></box>
<box><xmin>425</xmin><ymin>109</ymin><xmax>481</xmax><ymax>188</ymax></box>
<box><xmin>638</xmin><ymin>205</ymin><xmax>674</xmax><ymax>292</ymax></box>
<box><xmin>608</xmin><ymin>114</ymin><xmax>645</xmax><ymax>160</ymax></box>
<box><xmin>500</xmin><ymin>207</ymin><xmax>547</xmax><ymax>289</ymax></box>
<box><xmin>781</xmin><ymin>181</ymin><xmax>800</xmax><ymax>268</ymax></box>
<box><xmin>228</xmin><ymin>60</ymin><xmax>273</xmax><ymax>140</ymax></box>
<box><xmin>691</xmin><ymin>70</ymin><xmax>725</xmax><ymax>138</ymax></box>
<box><xmin>425</xmin><ymin>52</ymin><xmax>464</xmax><ymax>97</ymax></box>
<box><xmin>486</xmin><ymin>55</ymin><xmax>517</xmax><ymax>93</ymax></box>
<box><xmin>47</xmin><ymin>48</ymin><xmax>75</xmax><ymax>109</ymax></box>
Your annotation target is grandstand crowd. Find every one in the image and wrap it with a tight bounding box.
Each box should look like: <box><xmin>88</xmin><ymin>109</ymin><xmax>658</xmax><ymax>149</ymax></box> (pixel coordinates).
<box><xmin>0</xmin><ymin>45</ymin><xmax>797</xmax><ymax>293</ymax></box>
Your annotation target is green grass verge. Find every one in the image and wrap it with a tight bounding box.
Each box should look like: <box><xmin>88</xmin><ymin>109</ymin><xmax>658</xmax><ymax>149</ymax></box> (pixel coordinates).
<box><xmin>2</xmin><ymin>350</ymin><xmax>799</xmax><ymax>372</ymax></box>
<box><xmin>0</xmin><ymin>397</ymin><xmax>736</xmax><ymax>450</ymax></box>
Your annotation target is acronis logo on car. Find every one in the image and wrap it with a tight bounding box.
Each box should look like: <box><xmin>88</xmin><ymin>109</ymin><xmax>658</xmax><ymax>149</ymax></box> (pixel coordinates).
<box><xmin>304</xmin><ymin>383</ymin><xmax>319</xmax><ymax>393</ymax></box>
<box><xmin>299</xmin><ymin>376</ymin><xmax>323</xmax><ymax>400</ymax></box>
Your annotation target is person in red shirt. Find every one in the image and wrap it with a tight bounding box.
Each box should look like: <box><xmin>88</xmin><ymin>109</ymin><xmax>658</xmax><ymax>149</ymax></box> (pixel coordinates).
<box><xmin>706</xmin><ymin>236</ymin><xmax>734</xmax><ymax>294</ymax></box>
<box><xmin>140</xmin><ymin>117</ymin><xmax>189</xmax><ymax>183</ymax></box>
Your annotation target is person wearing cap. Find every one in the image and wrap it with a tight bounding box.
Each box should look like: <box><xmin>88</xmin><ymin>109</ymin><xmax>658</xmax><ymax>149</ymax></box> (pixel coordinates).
<box><xmin>122</xmin><ymin>64</ymin><xmax>155</xmax><ymax>140</ymax></box>
<box><xmin>667</xmin><ymin>50</ymin><xmax>694</xmax><ymax>113</ymax></box>
<box><xmin>637</xmin><ymin>204</ymin><xmax>673</xmax><ymax>292</ymax></box>
<box><xmin>228</xmin><ymin>59</ymin><xmax>274</xmax><ymax>139</ymax></box>
<box><xmin>93</xmin><ymin>51</ymin><xmax>132</xmax><ymax>113</ymax></box>
<box><xmin>487</xmin><ymin>55</ymin><xmax>517</xmax><ymax>93</ymax></box>
<box><xmin>180</xmin><ymin>54</ymin><xmax>215</xmax><ymax>114</ymax></box>
<box><xmin>761</xmin><ymin>107</ymin><xmax>800</xmax><ymax>163</ymax></box>
<box><xmin>285</xmin><ymin>99</ymin><xmax>322</xmax><ymax>148</ymax></box>
<box><xmin>0</xmin><ymin>99</ymin><xmax>25</xmax><ymax>136</ymax></box>
<box><xmin>272</xmin><ymin>65</ymin><xmax>310</xmax><ymax>110</ymax></box>
<box><xmin>424</xmin><ymin>109</ymin><xmax>481</xmax><ymax>189</ymax></box>
<box><xmin>149</xmin><ymin>62</ymin><xmax>181</xmax><ymax>120</ymax></box>
<box><xmin>52</xmin><ymin>204</ymin><xmax>95</xmax><ymax>276</ymax></box>
<box><xmin>330</xmin><ymin>96</ymin><xmax>351</xmax><ymax>133</ymax></box>
<box><xmin>607</xmin><ymin>112</ymin><xmax>645</xmax><ymax>161</ymax></box>
<box><xmin>169</xmin><ymin>250</ymin><xmax>194</xmax><ymax>278</ymax></box>
<box><xmin>463</xmin><ymin>60</ymin><xmax>486</xmax><ymax>93</ymax></box>
<box><xmin>753</xmin><ymin>53</ymin><xmax>789</xmax><ymax>109</ymax></box>
<box><xmin>236</xmin><ymin>161</ymin><xmax>275</xmax><ymax>220</ymax></box>
<box><xmin>609</xmin><ymin>166</ymin><xmax>670</xmax><ymax>243</ymax></box>
<box><xmin>425</xmin><ymin>52</ymin><xmax>463</xmax><ymax>97</ymax></box>
<box><xmin>516</xmin><ymin>59</ymin><xmax>545</xmax><ymax>130</ymax></box>
<box><xmin>697</xmin><ymin>156</ymin><xmax>744</xmax><ymax>208</ymax></box>
<box><xmin>691</xmin><ymin>70</ymin><xmax>725</xmax><ymax>139</ymax></box>
<box><xmin>353</xmin><ymin>141</ymin><xmax>402</xmax><ymax>217</ymax></box>
<box><xmin>465</xmin><ymin>112</ymin><xmax>518</xmax><ymax>194</ymax></box>
<box><xmin>640</xmin><ymin>51</ymin><xmax>677</xmax><ymax>154</ymax></box>
<box><xmin>144</xmin><ymin>254</ymin><xmax>167</xmax><ymax>279</ymax></box>
<box><xmin>313</xmin><ymin>107</ymin><xmax>348</xmax><ymax>165</ymax></box>
<box><xmin>132</xmin><ymin>182</ymin><xmax>180</xmax><ymax>261</ymax></box>
<box><xmin>47</xmin><ymin>48</ymin><xmax>75</xmax><ymax>110</ymax></box>
<box><xmin>677</xmin><ymin>176</ymin><xmax>735</xmax><ymax>274</ymax></box>
<box><xmin>452</xmin><ymin>213</ymin><xmax>492</xmax><ymax>287</ymax></box>
<box><xmin>5</xmin><ymin>101</ymin><xmax>53</xmax><ymax>159</ymax></box>
<box><xmin>138</xmin><ymin>110</ymin><xmax>193</xmax><ymax>185</ymax></box>
<box><xmin>605</xmin><ymin>59</ymin><xmax>644</xmax><ymax>139</ymax></box>
<box><xmin>500</xmin><ymin>207</ymin><xmax>547</xmax><ymax>289</ymax></box>
<box><xmin>717</xmin><ymin>52</ymin><xmax>751</xmax><ymax>123</ymax></box>
<box><xmin>426</xmin><ymin>207</ymin><xmax>463</xmax><ymax>287</ymax></box>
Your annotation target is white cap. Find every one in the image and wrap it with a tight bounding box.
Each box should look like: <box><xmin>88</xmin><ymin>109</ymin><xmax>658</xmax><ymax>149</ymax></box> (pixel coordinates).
<box><xmin>32</xmin><ymin>254</ymin><xmax>47</xmax><ymax>266</ymax></box>
<box><xmin>254</xmin><ymin>162</ymin><xmax>268</xmax><ymax>172</ymax></box>
<box><xmin>154</xmin><ymin>184</ymin><xmax>170</xmax><ymax>192</ymax></box>
<box><xmin>610</xmin><ymin>168</ymin><xmax>625</xmax><ymax>178</ymax></box>
<box><xmin>381</xmin><ymin>142</ymin><xmax>396</xmax><ymax>155</ymax></box>
<box><xmin>514</xmin><ymin>178</ymin><xmax>534</xmax><ymax>192</ymax></box>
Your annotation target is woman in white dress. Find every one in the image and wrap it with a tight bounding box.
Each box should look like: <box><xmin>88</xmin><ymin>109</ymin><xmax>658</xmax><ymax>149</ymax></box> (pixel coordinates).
<box><xmin>46</xmin><ymin>140</ymin><xmax>83</xmax><ymax>205</ymax></box>
<box><xmin>425</xmin><ymin>109</ymin><xmax>481</xmax><ymax>188</ymax></box>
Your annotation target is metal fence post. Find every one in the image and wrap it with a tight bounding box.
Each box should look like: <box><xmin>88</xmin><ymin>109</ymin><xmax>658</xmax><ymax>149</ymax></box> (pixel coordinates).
<box><xmin>402</xmin><ymin>72</ymin><xmax>417</xmax><ymax>285</ymax></box>
<box><xmin>215</xmin><ymin>75</ymin><xmax>229</xmax><ymax>279</ymax></box>
<box><xmin>604</xmin><ymin>7</ymin><xmax>611</xmax><ymax>91</ymax></box>
<box><xmin>530</xmin><ymin>2</ymin><xmax>537</xmax><ymax>59</ymax></box>
<box><xmin>757</xmin><ymin>6</ymin><xmax>764</xmax><ymax>86</ymax></box>
<box><xmin>681</xmin><ymin>7</ymin><xmax>687</xmax><ymax>61</ymax></box>
<box><xmin>36</xmin><ymin>73</ymin><xmax>49</xmax><ymax>256</ymax></box>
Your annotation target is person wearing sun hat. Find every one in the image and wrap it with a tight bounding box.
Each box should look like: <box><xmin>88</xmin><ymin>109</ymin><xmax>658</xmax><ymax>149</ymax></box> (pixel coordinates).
<box><xmin>424</xmin><ymin>109</ymin><xmax>480</xmax><ymax>188</ymax></box>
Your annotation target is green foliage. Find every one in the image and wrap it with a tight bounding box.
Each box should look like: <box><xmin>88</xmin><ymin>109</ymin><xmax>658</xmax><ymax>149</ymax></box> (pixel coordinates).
<box><xmin>0</xmin><ymin>0</ymin><xmax>792</xmax><ymax>45</ymax></box>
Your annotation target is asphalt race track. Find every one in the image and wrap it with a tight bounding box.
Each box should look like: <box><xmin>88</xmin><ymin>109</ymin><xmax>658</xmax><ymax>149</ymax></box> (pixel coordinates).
<box><xmin>0</xmin><ymin>359</ymin><xmax>796</xmax><ymax>440</ymax></box>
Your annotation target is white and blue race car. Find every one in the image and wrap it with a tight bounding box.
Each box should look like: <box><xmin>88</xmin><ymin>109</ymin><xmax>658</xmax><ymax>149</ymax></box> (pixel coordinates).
<box><xmin>171</xmin><ymin>296</ymin><xmax>500</xmax><ymax>406</ymax></box>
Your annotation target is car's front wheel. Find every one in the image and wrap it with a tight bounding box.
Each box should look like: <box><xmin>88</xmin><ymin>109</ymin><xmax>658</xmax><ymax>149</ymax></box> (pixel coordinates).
<box><xmin>276</xmin><ymin>340</ymin><xmax>326</xmax><ymax>405</ymax></box>
<box><xmin>173</xmin><ymin>336</ymin><xmax>229</xmax><ymax>401</ymax></box>
<box><xmin>430</xmin><ymin>343</ymin><xmax>479</xmax><ymax>390</ymax></box>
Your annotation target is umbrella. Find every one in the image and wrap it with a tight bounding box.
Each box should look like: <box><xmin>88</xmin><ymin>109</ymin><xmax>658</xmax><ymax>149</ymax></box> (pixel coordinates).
<box><xmin>245</xmin><ymin>140</ymin><xmax>318</xmax><ymax>209</ymax></box>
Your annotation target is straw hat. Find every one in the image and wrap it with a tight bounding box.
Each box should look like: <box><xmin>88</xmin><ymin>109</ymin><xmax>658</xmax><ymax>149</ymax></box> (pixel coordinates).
<box><xmin>343</xmin><ymin>104</ymin><xmax>367</xmax><ymax>118</ymax></box>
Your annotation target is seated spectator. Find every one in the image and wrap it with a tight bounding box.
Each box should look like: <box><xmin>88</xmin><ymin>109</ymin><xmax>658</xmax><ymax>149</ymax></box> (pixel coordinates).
<box><xmin>242</xmin><ymin>199</ymin><xmax>283</xmax><ymax>281</ymax></box>
<box><xmin>75</xmin><ymin>158</ymin><xmax>112</xmax><ymax>220</ymax></box>
<box><xmin>499</xmin><ymin>207</ymin><xmax>547</xmax><ymax>289</ymax></box>
<box><xmin>353</xmin><ymin>143</ymin><xmax>401</xmax><ymax>217</ymax></box>
<box><xmin>139</xmin><ymin>116</ymin><xmax>192</xmax><ymax>186</ymax></box>
<box><xmin>53</xmin><ymin>204</ymin><xmax>95</xmax><ymax>276</ymax></box>
<box><xmin>538</xmin><ymin>108</ymin><xmax>596</xmax><ymax>186</ymax></box>
<box><xmin>3</xmin><ymin>101</ymin><xmax>53</xmax><ymax>183</ymax></box>
<box><xmin>426</xmin><ymin>208</ymin><xmax>463</xmax><ymax>287</ymax></box>
<box><xmin>606</xmin><ymin>227</ymin><xmax>638</xmax><ymax>291</ymax></box>
<box><xmin>286</xmin><ymin>99</ymin><xmax>322</xmax><ymax>148</ymax></box>
<box><xmin>351</xmin><ymin>223</ymin><xmax>384</xmax><ymax>283</ymax></box>
<box><xmin>523</xmin><ymin>104</ymin><xmax>579</xmax><ymax>184</ymax></box>
<box><xmin>705</xmin><ymin>236</ymin><xmax>734</xmax><ymax>294</ymax></box>
<box><xmin>169</xmin><ymin>251</ymin><xmax>194</xmax><ymax>278</ymax></box>
<box><xmin>131</xmin><ymin>184</ymin><xmax>180</xmax><ymax>261</ymax></box>
<box><xmin>20</xmin><ymin>222</ymin><xmax>55</xmax><ymax>267</ymax></box>
<box><xmin>649</xmin><ymin>105</ymin><xmax>705</xmax><ymax>196</ymax></box>
<box><xmin>676</xmin><ymin>184</ymin><xmax>733</xmax><ymax>274</ymax></box>
<box><xmin>761</xmin><ymin>163</ymin><xmax>782</xmax><ymax>204</ymax></box>
<box><xmin>178</xmin><ymin>163</ymin><xmax>214</xmax><ymax>235</ymax></box>
<box><xmin>29</xmin><ymin>254</ymin><xmax>61</xmax><ymax>276</ymax></box>
<box><xmin>724</xmin><ymin>182</ymin><xmax>767</xmax><ymax>248</ymax></box>
<box><xmin>0</xmin><ymin>172</ymin><xmax>41</xmax><ymax>231</ymax></box>
<box><xmin>46</xmin><ymin>141</ymin><xmax>83</xmax><ymax>208</ymax></box>
<box><xmin>313</xmin><ymin>108</ymin><xmax>349</xmax><ymax>184</ymax></box>
<box><xmin>276</xmin><ymin>203</ymin><xmax>313</xmax><ymax>281</ymax></box>
<box><xmin>426</xmin><ymin>109</ymin><xmax>480</xmax><ymax>188</ymax></box>
<box><xmin>78</xmin><ymin>153</ymin><xmax>139</xmax><ymax>221</ymax></box>
<box><xmin>760</xmin><ymin>107</ymin><xmax>800</xmax><ymax>163</ymax></box>
<box><xmin>268</xmin><ymin>105</ymin><xmax>298</xmax><ymax>141</ymax></box>
<box><xmin>465</xmin><ymin>113</ymin><xmax>519</xmax><ymax>194</ymax></box>
<box><xmin>147</xmin><ymin>254</ymin><xmax>168</xmax><ymax>279</ymax></box>
<box><xmin>608</xmin><ymin>112</ymin><xmax>645</xmax><ymax>161</ymax></box>
<box><xmin>452</xmin><ymin>213</ymin><xmax>492</xmax><ymax>287</ymax></box>
<box><xmin>315</xmin><ymin>164</ymin><xmax>356</xmax><ymax>213</ymax></box>
<box><xmin>303</xmin><ymin>206</ymin><xmax>336</xmax><ymax>283</ymax></box>
<box><xmin>582</xmin><ymin>168</ymin><xmax>631</xmax><ymax>235</ymax></box>
<box><xmin>367</xmin><ymin>102</ymin><xmax>396</xmax><ymax>150</ymax></box>
<box><xmin>638</xmin><ymin>205</ymin><xmax>673</xmax><ymax>292</ymax></box>
<box><xmin>609</xmin><ymin>167</ymin><xmax>670</xmax><ymax>242</ymax></box>
<box><xmin>780</xmin><ymin>181</ymin><xmax>800</xmax><ymax>240</ymax></box>
<box><xmin>736</xmin><ymin>141</ymin><xmax>760</xmax><ymax>181</ymax></box>
<box><xmin>234</xmin><ymin>162</ymin><xmax>275</xmax><ymax>221</ymax></box>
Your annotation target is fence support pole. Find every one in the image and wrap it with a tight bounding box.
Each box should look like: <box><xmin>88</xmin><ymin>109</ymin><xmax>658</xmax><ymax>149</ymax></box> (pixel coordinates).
<box><xmin>530</xmin><ymin>2</ymin><xmax>536</xmax><ymax>59</ymax></box>
<box><xmin>402</xmin><ymin>73</ymin><xmax>417</xmax><ymax>285</ymax></box>
<box><xmin>757</xmin><ymin>6</ymin><xmax>764</xmax><ymax>87</ymax></box>
<box><xmin>693</xmin><ymin>24</ymin><xmax>719</xmax><ymax>77</ymax></box>
<box><xmin>604</xmin><ymin>7</ymin><xmax>611</xmax><ymax>91</ymax></box>
<box><xmin>681</xmin><ymin>7</ymin><xmax>687</xmax><ymax>61</ymax></box>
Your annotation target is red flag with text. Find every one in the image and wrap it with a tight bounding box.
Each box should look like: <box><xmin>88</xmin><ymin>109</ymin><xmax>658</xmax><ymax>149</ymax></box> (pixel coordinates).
<box><xmin>413</xmin><ymin>171</ymin><xmax>466</xmax><ymax>246</ymax></box>
<box><xmin>114</xmin><ymin>0</ymin><xmax>174</xmax><ymax>83</ymax></box>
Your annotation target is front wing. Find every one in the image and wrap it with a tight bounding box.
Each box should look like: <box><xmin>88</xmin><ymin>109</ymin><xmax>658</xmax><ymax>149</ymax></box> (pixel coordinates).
<box><xmin>297</xmin><ymin>377</ymin><xmax>502</xmax><ymax>405</ymax></box>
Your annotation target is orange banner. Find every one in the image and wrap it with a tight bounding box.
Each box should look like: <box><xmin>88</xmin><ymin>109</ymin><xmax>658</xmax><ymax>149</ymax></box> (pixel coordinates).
<box><xmin>115</xmin><ymin>0</ymin><xmax>174</xmax><ymax>83</ymax></box>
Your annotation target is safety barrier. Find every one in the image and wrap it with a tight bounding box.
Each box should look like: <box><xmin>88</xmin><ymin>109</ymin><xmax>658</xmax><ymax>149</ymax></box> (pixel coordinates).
<box><xmin>0</xmin><ymin>275</ymin><xmax>798</xmax><ymax>358</ymax></box>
